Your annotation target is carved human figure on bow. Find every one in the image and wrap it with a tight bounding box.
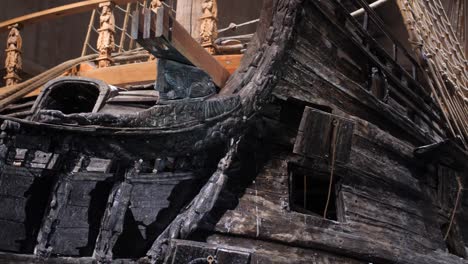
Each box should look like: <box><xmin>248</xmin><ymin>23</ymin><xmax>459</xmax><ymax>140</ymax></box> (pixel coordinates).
<box><xmin>150</xmin><ymin>0</ymin><xmax>164</xmax><ymax>11</ymax></box>
<box><xmin>200</xmin><ymin>0</ymin><xmax>218</xmax><ymax>54</ymax></box>
<box><xmin>4</xmin><ymin>24</ymin><xmax>22</xmax><ymax>86</ymax></box>
<box><xmin>96</xmin><ymin>2</ymin><xmax>115</xmax><ymax>68</ymax></box>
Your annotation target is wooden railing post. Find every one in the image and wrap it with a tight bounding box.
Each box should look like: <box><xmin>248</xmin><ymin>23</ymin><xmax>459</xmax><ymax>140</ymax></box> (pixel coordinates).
<box><xmin>150</xmin><ymin>0</ymin><xmax>163</xmax><ymax>10</ymax></box>
<box><xmin>4</xmin><ymin>24</ymin><xmax>22</xmax><ymax>86</ymax></box>
<box><xmin>199</xmin><ymin>0</ymin><xmax>217</xmax><ymax>54</ymax></box>
<box><xmin>96</xmin><ymin>1</ymin><xmax>116</xmax><ymax>68</ymax></box>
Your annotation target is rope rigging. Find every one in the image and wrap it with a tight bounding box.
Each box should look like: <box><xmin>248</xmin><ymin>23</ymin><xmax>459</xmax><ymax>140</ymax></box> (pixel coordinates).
<box><xmin>396</xmin><ymin>0</ymin><xmax>468</xmax><ymax>148</ymax></box>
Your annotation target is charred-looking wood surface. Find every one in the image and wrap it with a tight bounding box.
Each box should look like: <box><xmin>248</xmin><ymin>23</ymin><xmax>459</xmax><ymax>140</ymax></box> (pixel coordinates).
<box><xmin>0</xmin><ymin>0</ymin><xmax>467</xmax><ymax>264</ymax></box>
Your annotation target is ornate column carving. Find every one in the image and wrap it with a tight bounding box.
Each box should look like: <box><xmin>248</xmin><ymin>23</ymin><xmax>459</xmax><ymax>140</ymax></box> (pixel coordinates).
<box><xmin>96</xmin><ymin>2</ymin><xmax>116</xmax><ymax>68</ymax></box>
<box><xmin>200</xmin><ymin>0</ymin><xmax>218</xmax><ymax>54</ymax></box>
<box><xmin>4</xmin><ymin>24</ymin><xmax>22</xmax><ymax>86</ymax></box>
<box><xmin>150</xmin><ymin>0</ymin><xmax>164</xmax><ymax>11</ymax></box>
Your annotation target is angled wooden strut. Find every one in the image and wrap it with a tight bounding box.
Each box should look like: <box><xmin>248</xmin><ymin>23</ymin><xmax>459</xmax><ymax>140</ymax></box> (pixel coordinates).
<box><xmin>131</xmin><ymin>6</ymin><xmax>230</xmax><ymax>88</ymax></box>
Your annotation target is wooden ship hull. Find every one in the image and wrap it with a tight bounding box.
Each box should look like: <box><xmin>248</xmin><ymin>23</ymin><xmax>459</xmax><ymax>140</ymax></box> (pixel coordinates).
<box><xmin>0</xmin><ymin>0</ymin><xmax>467</xmax><ymax>263</ymax></box>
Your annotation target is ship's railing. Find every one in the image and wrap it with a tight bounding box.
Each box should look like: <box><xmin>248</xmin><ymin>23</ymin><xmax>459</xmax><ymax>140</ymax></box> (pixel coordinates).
<box><xmin>80</xmin><ymin>1</ymin><xmax>143</xmax><ymax>57</ymax></box>
<box><xmin>0</xmin><ymin>0</ymin><xmax>227</xmax><ymax>88</ymax></box>
<box><xmin>323</xmin><ymin>0</ymin><xmax>448</xmax><ymax>139</ymax></box>
<box><xmin>0</xmin><ymin>0</ymin><xmax>141</xmax><ymax>87</ymax></box>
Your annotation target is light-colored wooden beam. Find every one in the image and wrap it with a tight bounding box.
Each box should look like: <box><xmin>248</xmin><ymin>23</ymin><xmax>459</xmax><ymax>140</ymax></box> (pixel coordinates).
<box><xmin>80</xmin><ymin>61</ymin><xmax>157</xmax><ymax>85</ymax></box>
<box><xmin>133</xmin><ymin>6</ymin><xmax>231</xmax><ymax>87</ymax></box>
<box><xmin>21</xmin><ymin>54</ymin><xmax>242</xmax><ymax>98</ymax></box>
<box><xmin>0</xmin><ymin>0</ymin><xmax>139</xmax><ymax>32</ymax></box>
<box><xmin>78</xmin><ymin>55</ymin><xmax>240</xmax><ymax>86</ymax></box>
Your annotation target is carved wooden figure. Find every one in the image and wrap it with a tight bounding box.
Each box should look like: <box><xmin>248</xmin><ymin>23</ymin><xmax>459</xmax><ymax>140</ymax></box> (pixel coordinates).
<box><xmin>150</xmin><ymin>0</ymin><xmax>164</xmax><ymax>11</ymax></box>
<box><xmin>96</xmin><ymin>2</ymin><xmax>116</xmax><ymax>68</ymax></box>
<box><xmin>4</xmin><ymin>24</ymin><xmax>22</xmax><ymax>86</ymax></box>
<box><xmin>200</xmin><ymin>0</ymin><xmax>218</xmax><ymax>54</ymax></box>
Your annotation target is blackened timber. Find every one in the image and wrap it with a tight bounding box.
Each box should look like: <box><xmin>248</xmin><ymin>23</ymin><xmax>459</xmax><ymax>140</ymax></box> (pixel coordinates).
<box><xmin>34</xmin><ymin>152</ymin><xmax>81</xmax><ymax>258</ymax></box>
<box><xmin>92</xmin><ymin>160</ymin><xmax>140</xmax><ymax>262</ymax></box>
<box><xmin>353</xmin><ymin>0</ymin><xmax>421</xmax><ymax>72</ymax></box>
<box><xmin>313</xmin><ymin>0</ymin><xmax>444</xmax><ymax>134</ymax></box>
<box><xmin>92</xmin><ymin>182</ymin><xmax>133</xmax><ymax>262</ymax></box>
<box><xmin>145</xmin><ymin>141</ymin><xmax>239</xmax><ymax>263</ymax></box>
<box><xmin>131</xmin><ymin>6</ymin><xmax>230</xmax><ymax>88</ymax></box>
<box><xmin>0</xmin><ymin>121</ymin><xmax>19</xmax><ymax>175</ymax></box>
<box><xmin>274</xmin><ymin>1</ymin><xmax>443</xmax><ymax>144</ymax></box>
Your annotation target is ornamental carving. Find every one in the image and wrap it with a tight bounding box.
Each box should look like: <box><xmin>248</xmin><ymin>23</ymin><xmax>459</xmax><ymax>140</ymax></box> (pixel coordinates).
<box><xmin>96</xmin><ymin>2</ymin><xmax>116</xmax><ymax>68</ymax></box>
<box><xmin>4</xmin><ymin>24</ymin><xmax>22</xmax><ymax>86</ymax></box>
<box><xmin>200</xmin><ymin>0</ymin><xmax>218</xmax><ymax>54</ymax></box>
<box><xmin>150</xmin><ymin>0</ymin><xmax>164</xmax><ymax>11</ymax></box>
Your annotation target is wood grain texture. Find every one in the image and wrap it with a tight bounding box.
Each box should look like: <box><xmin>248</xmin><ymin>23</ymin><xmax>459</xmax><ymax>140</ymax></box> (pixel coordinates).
<box><xmin>15</xmin><ymin>55</ymin><xmax>241</xmax><ymax>99</ymax></box>
<box><xmin>134</xmin><ymin>6</ymin><xmax>231</xmax><ymax>88</ymax></box>
<box><xmin>79</xmin><ymin>61</ymin><xmax>157</xmax><ymax>86</ymax></box>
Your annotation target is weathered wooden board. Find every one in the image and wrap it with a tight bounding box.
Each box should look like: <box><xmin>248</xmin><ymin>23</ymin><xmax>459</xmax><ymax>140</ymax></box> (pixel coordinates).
<box><xmin>0</xmin><ymin>166</ymin><xmax>53</xmax><ymax>253</ymax></box>
<box><xmin>52</xmin><ymin>179</ymin><xmax>112</xmax><ymax>256</ymax></box>
<box><xmin>294</xmin><ymin>107</ymin><xmax>354</xmax><ymax>163</ymax></box>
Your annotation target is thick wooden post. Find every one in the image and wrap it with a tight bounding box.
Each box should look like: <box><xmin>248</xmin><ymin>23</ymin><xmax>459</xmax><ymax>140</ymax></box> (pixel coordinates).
<box><xmin>4</xmin><ymin>24</ymin><xmax>22</xmax><ymax>86</ymax></box>
<box><xmin>199</xmin><ymin>0</ymin><xmax>217</xmax><ymax>54</ymax></box>
<box><xmin>148</xmin><ymin>0</ymin><xmax>164</xmax><ymax>61</ymax></box>
<box><xmin>96</xmin><ymin>1</ymin><xmax>116</xmax><ymax>68</ymax></box>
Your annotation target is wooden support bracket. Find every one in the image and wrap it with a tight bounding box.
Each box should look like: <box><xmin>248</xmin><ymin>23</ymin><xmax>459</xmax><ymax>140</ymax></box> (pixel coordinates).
<box><xmin>131</xmin><ymin>6</ymin><xmax>230</xmax><ymax>88</ymax></box>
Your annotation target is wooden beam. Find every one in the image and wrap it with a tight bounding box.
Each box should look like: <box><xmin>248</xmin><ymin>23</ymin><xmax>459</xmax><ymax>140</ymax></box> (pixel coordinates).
<box><xmin>132</xmin><ymin>7</ymin><xmax>231</xmax><ymax>88</ymax></box>
<box><xmin>20</xmin><ymin>55</ymin><xmax>242</xmax><ymax>98</ymax></box>
<box><xmin>79</xmin><ymin>61</ymin><xmax>157</xmax><ymax>85</ymax></box>
<box><xmin>213</xmin><ymin>54</ymin><xmax>243</xmax><ymax>75</ymax></box>
<box><xmin>0</xmin><ymin>0</ymin><xmax>139</xmax><ymax>32</ymax></box>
